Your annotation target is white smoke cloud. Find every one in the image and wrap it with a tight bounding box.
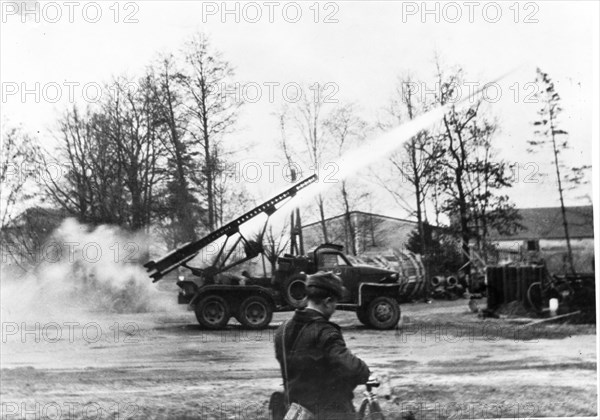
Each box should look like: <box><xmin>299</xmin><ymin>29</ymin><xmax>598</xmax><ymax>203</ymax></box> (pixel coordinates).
<box><xmin>1</xmin><ymin>218</ymin><xmax>177</xmax><ymax>322</ymax></box>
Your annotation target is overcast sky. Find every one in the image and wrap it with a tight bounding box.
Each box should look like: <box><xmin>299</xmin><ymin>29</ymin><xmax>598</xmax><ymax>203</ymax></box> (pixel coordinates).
<box><xmin>1</xmin><ymin>1</ymin><xmax>598</xmax><ymax>222</ymax></box>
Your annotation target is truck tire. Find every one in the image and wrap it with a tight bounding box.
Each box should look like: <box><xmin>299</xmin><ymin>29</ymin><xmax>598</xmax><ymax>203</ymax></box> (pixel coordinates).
<box><xmin>356</xmin><ymin>307</ymin><xmax>371</xmax><ymax>327</ymax></box>
<box><xmin>238</xmin><ymin>295</ymin><xmax>273</xmax><ymax>329</ymax></box>
<box><xmin>367</xmin><ymin>296</ymin><xmax>400</xmax><ymax>330</ymax></box>
<box><xmin>282</xmin><ymin>274</ymin><xmax>308</xmax><ymax>308</ymax></box>
<box><xmin>195</xmin><ymin>294</ymin><xmax>230</xmax><ymax>329</ymax></box>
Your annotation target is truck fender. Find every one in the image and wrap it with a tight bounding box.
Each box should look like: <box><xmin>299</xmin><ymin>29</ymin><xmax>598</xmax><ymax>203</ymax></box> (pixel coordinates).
<box><xmin>357</xmin><ymin>283</ymin><xmax>401</xmax><ymax>307</ymax></box>
<box><xmin>177</xmin><ymin>280</ymin><xmax>199</xmax><ymax>305</ymax></box>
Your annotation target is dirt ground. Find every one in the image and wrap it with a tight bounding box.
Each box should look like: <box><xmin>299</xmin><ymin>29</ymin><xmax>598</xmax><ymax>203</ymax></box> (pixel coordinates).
<box><xmin>1</xmin><ymin>297</ymin><xmax>597</xmax><ymax>419</ymax></box>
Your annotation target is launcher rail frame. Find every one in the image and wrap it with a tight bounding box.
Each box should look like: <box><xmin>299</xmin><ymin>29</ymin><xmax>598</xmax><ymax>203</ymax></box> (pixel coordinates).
<box><xmin>144</xmin><ymin>174</ymin><xmax>317</xmax><ymax>282</ymax></box>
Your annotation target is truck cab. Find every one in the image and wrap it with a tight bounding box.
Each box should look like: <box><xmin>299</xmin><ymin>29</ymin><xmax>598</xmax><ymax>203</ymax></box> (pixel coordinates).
<box><xmin>272</xmin><ymin>243</ymin><xmax>403</xmax><ymax>329</ymax></box>
<box><xmin>310</xmin><ymin>244</ymin><xmax>400</xmax><ymax>303</ymax></box>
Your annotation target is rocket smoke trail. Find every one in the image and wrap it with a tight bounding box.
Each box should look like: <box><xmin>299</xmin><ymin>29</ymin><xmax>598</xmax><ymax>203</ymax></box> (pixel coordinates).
<box><xmin>240</xmin><ymin>69</ymin><xmax>516</xmax><ymax>236</ymax></box>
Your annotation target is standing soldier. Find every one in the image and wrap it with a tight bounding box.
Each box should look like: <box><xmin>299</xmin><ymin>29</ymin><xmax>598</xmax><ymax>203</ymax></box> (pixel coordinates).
<box><xmin>274</xmin><ymin>271</ymin><xmax>370</xmax><ymax>419</ymax></box>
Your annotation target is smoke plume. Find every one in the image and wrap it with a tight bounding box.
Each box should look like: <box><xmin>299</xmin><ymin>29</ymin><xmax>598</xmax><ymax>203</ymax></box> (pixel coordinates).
<box><xmin>1</xmin><ymin>218</ymin><xmax>175</xmax><ymax>321</ymax></box>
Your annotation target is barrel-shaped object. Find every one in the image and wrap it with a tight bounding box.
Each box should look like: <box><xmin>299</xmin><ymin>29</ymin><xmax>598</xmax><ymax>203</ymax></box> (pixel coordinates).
<box><xmin>431</xmin><ymin>276</ymin><xmax>446</xmax><ymax>288</ymax></box>
<box><xmin>446</xmin><ymin>276</ymin><xmax>458</xmax><ymax>289</ymax></box>
<box><xmin>486</xmin><ymin>265</ymin><xmax>545</xmax><ymax>310</ymax></box>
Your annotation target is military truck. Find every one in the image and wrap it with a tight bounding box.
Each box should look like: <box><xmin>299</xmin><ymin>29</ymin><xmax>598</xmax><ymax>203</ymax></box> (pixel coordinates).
<box><xmin>272</xmin><ymin>243</ymin><xmax>401</xmax><ymax>328</ymax></box>
<box><xmin>146</xmin><ymin>175</ymin><xmax>402</xmax><ymax>330</ymax></box>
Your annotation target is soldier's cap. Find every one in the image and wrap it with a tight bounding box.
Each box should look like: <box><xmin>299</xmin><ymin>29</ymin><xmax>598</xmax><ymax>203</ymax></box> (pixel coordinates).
<box><xmin>306</xmin><ymin>271</ymin><xmax>345</xmax><ymax>300</ymax></box>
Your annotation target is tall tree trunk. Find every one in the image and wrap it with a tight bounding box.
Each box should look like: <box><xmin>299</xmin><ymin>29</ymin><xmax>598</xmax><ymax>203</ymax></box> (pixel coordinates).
<box><xmin>163</xmin><ymin>68</ymin><xmax>196</xmax><ymax>242</ymax></box>
<box><xmin>341</xmin><ymin>181</ymin><xmax>356</xmax><ymax>255</ymax></box>
<box><xmin>455</xmin><ymin>166</ymin><xmax>471</xmax><ymax>272</ymax></box>
<box><xmin>550</xmin><ymin>111</ymin><xmax>575</xmax><ymax>274</ymax></box>
<box><xmin>199</xmin><ymin>75</ymin><xmax>215</xmax><ymax>231</ymax></box>
<box><xmin>204</xmin><ymin>134</ymin><xmax>214</xmax><ymax>230</ymax></box>
<box><xmin>317</xmin><ymin>194</ymin><xmax>329</xmax><ymax>243</ymax></box>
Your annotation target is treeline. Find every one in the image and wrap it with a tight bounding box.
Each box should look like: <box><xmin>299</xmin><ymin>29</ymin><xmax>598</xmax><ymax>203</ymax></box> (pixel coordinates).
<box><xmin>274</xmin><ymin>64</ymin><xmax>523</xmax><ymax>274</ymax></box>
<box><xmin>381</xmin><ymin>66</ymin><xmax>522</xmax><ymax>274</ymax></box>
<box><xmin>42</xmin><ymin>34</ymin><xmax>242</xmax><ymax>248</ymax></box>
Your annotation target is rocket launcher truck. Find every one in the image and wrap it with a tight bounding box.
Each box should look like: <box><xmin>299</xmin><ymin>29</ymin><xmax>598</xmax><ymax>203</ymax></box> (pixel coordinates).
<box><xmin>145</xmin><ymin>175</ymin><xmax>403</xmax><ymax>330</ymax></box>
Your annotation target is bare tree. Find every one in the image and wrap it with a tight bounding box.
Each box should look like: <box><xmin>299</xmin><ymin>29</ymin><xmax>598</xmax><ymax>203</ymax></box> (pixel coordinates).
<box><xmin>100</xmin><ymin>77</ymin><xmax>168</xmax><ymax>230</ymax></box>
<box><xmin>281</xmin><ymin>85</ymin><xmax>333</xmax><ymax>243</ymax></box>
<box><xmin>179</xmin><ymin>33</ymin><xmax>242</xmax><ymax>231</ymax></box>
<box><xmin>151</xmin><ymin>56</ymin><xmax>203</xmax><ymax>244</ymax></box>
<box><xmin>213</xmin><ymin>160</ymin><xmax>253</xmax><ymax>227</ymax></box>
<box><xmin>465</xmin><ymin>119</ymin><xmax>520</xmax><ymax>258</ymax></box>
<box><xmin>16</xmin><ymin>34</ymin><xmax>246</xmax><ymax>254</ymax></box>
<box><xmin>435</xmin><ymin>66</ymin><xmax>477</xmax><ymax>270</ymax></box>
<box><xmin>379</xmin><ymin>75</ymin><xmax>444</xmax><ymax>276</ymax></box>
<box><xmin>1</xmin><ymin>124</ymin><xmax>43</xmax><ymax>227</ymax></box>
<box><xmin>528</xmin><ymin>68</ymin><xmax>590</xmax><ymax>274</ymax></box>
<box><xmin>376</xmin><ymin>75</ymin><xmax>446</xmax><ymax>297</ymax></box>
<box><xmin>44</xmin><ymin>76</ymin><xmax>169</xmax><ymax>233</ymax></box>
<box><xmin>277</xmin><ymin>107</ymin><xmax>305</xmax><ymax>255</ymax></box>
<box><xmin>324</xmin><ymin>103</ymin><xmax>369</xmax><ymax>255</ymax></box>
<box><xmin>261</xmin><ymin>223</ymin><xmax>291</xmax><ymax>274</ymax></box>
<box><xmin>44</xmin><ymin>106</ymin><xmax>109</xmax><ymax>223</ymax></box>
<box><xmin>433</xmin><ymin>63</ymin><xmax>520</xmax><ymax>274</ymax></box>
<box><xmin>0</xmin><ymin>124</ymin><xmax>47</xmax><ymax>270</ymax></box>
<box><xmin>0</xmin><ymin>207</ymin><xmax>65</xmax><ymax>272</ymax></box>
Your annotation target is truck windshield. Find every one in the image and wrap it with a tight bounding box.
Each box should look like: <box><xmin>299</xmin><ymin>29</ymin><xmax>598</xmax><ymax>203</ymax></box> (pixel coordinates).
<box><xmin>319</xmin><ymin>253</ymin><xmax>350</xmax><ymax>268</ymax></box>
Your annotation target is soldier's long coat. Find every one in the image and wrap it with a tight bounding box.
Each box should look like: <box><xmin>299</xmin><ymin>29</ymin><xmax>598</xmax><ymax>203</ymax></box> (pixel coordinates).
<box><xmin>274</xmin><ymin>308</ymin><xmax>370</xmax><ymax>420</ymax></box>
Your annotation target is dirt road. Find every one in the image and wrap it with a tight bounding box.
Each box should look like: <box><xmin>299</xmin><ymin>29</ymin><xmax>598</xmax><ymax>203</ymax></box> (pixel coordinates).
<box><xmin>1</xmin><ymin>299</ymin><xmax>597</xmax><ymax>419</ymax></box>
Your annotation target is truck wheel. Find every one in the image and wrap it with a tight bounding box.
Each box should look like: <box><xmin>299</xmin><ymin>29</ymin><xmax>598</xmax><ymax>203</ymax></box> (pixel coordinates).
<box><xmin>357</xmin><ymin>307</ymin><xmax>371</xmax><ymax>327</ymax></box>
<box><xmin>282</xmin><ymin>274</ymin><xmax>308</xmax><ymax>308</ymax></box>
<box><xmin>239</xmin><ymin>295</ymin><xmax>273</xmax><ymax>329</ymax></box>
<box><xmin>195</xmin><ymin>295</ymin><xmax>230</xmax><ymax>329</ymax></box>
<box><xmin>367</xmin><ymin>297</ymin><xmax>400</xmax><ymax>330</ymax></box>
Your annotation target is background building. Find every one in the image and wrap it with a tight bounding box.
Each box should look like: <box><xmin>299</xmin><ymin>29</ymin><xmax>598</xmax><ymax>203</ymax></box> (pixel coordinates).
<box><xmin>488</xmin><ymin>206</ymin><xmax>595</xmax><ymax>273</ymax></box>
<box><xmin>302</xmin><ymin>211</ymin><xmax>420</xmax><ymax>255</ymax></box>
